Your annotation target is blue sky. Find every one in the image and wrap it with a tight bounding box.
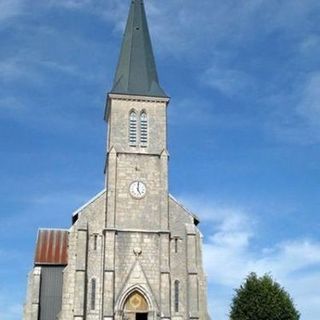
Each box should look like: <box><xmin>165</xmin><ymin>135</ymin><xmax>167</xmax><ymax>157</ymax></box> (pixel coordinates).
<box><xmin>1</xmin><ymin>0</ymin><xmax>320</xmax><ymax>319</ymax></box>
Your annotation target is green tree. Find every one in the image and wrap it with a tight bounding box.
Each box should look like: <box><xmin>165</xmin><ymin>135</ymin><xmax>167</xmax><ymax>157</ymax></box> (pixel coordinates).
<box><xmin>230</xmin><ymin>273</ymin><xmax>300</xmax><ymax>320</ymax></box>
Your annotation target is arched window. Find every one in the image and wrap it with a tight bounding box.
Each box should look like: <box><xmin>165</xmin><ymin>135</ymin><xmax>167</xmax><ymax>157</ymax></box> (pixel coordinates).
<box><xmin>129</xmin><ymin>111</ymin><xmax>137</xmax><ymax>146</ymax></box>
<box><xmin>140</xmin><ymin>111</ymin><xmax>148</xmax><ymax>146</ymax></box>
<box><xmin>91</xmin><ymin>278</ymin><xmax>96</xmax><ymax>310</ymax></box>
<box><xmin>174</xmin><ymin>280</ymin><xmax>180</xmax><ymax>312</ymax></box>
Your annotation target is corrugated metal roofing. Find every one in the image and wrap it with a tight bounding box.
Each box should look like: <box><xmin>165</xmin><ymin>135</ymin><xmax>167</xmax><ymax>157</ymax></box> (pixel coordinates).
<box><xmin>35</xmin><ymin>229</ymin><xmax>68</xmax><ymax>265</ymax></box>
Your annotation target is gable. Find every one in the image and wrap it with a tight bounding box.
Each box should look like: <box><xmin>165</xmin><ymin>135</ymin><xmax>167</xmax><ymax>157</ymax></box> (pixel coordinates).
<box><xmin>72</xmin><ymin>189</ymin><xmax>106</xmax><ymax>226</ymax></box>
<box><xmin>169</xmin><ymin>194</ymin><xmax>200</xmax><ymax>226</ymax></box>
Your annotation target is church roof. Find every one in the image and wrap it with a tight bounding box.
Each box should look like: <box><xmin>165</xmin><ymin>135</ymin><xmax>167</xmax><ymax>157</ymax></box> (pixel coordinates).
<box><xmin>34</xmin><ymin>229</ymin><xmax>68</xmax><ymax>266</ymax></box>
<box><xmin>110</xmin><ymin>0</ymin><xmax>167</xmax><ymax>98</ymax></box>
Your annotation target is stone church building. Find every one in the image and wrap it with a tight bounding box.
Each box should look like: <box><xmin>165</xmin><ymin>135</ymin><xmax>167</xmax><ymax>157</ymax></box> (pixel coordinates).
<box><xmin>24</xmin><ymin>1</ymin><xmax>210</xmax><ymax>319</ymax></box>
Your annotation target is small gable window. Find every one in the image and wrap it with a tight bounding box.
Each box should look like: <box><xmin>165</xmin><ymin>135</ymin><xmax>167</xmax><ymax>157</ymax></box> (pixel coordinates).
<box><xmin>129</xmin><ymin>111</ymin><xmax>137</xmax><ymax>146</ymax></box>
<box><xmin>140</xmin><ymin>111</ymin><xmax>148</xmax><ymax>147</ymax></box>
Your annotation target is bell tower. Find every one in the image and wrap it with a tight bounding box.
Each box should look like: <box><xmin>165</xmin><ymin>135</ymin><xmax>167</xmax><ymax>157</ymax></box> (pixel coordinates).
<box><xmin>104</xmin><ymin>0</ymin><xmax>170</xmax><ymax>231</ymax></box>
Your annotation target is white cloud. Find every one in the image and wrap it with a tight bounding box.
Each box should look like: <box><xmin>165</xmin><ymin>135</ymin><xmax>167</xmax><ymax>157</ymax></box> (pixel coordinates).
<box><xmin>48</xmin><ymin>0</ymin><xmax>91</xmax><ymax>9</ymax></box>
<box><xmin>0</xmin><ymin>58</ymin><xmax>31</xmax><ymax>82</ymax></box>
<box><xmin>202</xmin><ymin>66</ymin><xmax>255</xmax><ymax>97</ymax></box>
<box><xmin>33</xmin><ymin>0</ymin><xmax>320</xmax><ymax>62</ymax></box>
<box><xmin>0</xmin><ymin>56</ymin><xmax>92</xmax><ymax>84</ymax></box>
<box><xmin>297</xmin><ymin>72</ymin><xmax>320</xmax><ymax>128</ymax></box>
<box><xmin>46</xmin><ymin>0</ymin><xmax>128</xmax><ymax>32</ymax></box>
<box><xmin>300</xmin><ymin>35</ymin><xmax>320</xmax><ymax>56</ymax></box>
<box><xmin>266</xmin><ymin>71</ymin><xmax>320</xmax><ymax>145</ymax></box>
<box><xmin>0</xmin><ymin>0</ymin><xmax>25</xmax><ymax>22</ymax></box>
<box><xmin>0</xmin><ymin>97</ymin><xmax>26</xmax><ymax>114</ymax></box>
<box><xmin>180</xmin><ymin>196</ymin><xmax>320</xmax><ymax>320</ymax></box>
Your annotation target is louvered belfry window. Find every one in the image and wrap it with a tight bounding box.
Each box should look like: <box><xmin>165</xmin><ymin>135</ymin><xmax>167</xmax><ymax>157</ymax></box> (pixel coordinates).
<box><xmin>129</xmin><ymin>111</ymin><xmax>137</xmax><ymax>146</ymax></box>
<box><xmin>140</xmin><ymin>111</ymin><xmax>148</xmax><ymax>146</ymax></box>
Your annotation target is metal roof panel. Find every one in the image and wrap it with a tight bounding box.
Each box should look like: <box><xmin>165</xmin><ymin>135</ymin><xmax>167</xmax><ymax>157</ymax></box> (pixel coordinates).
<box><xmin>111</xmin><ymin>0</ymin><xmax>167</xmax><ymax>98</ymax></box>
<box><xmin>34</xmin><ymin>229</ymin><xmax>68</xmax><ymax>265</ymax></box>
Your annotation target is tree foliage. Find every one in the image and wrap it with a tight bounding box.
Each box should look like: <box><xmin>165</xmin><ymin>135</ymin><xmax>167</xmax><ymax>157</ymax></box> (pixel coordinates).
<box><xmin>230</xmin><ymin>273</ymin><xmax>300</xmax><ymax>320</ymax></box>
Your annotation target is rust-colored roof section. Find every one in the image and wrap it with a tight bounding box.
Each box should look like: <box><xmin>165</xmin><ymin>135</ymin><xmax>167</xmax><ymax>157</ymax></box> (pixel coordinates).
<box><xmin>35</xmin><ymin>229</ymin><xmax>68</xmax><ymax>265</ymax></box>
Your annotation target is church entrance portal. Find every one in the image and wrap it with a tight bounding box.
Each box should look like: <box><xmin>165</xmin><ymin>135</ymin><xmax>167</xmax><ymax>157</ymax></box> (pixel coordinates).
<box><xmin>123</xmin><ymin>291</ymin><xmax>149</xmax><ymax>320</ymax></box>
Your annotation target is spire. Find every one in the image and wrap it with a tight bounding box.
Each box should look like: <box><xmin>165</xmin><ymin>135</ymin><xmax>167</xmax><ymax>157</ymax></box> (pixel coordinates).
<box><xmin>111</xmin><ymin>0</ymin><xmax>167</xmax><ymax>98</ymax></box>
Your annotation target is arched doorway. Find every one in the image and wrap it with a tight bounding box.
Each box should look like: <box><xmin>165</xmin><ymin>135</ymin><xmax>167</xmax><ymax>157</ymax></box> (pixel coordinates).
<box><xmin>123</xmin><ymin>291</ymin><xmax>149</xmax><ymax>320</ymax></box>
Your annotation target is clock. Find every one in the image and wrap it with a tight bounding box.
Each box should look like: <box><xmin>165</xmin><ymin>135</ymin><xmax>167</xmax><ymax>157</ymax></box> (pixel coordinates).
<box><xmin>129</xmin><ymin>181</ymin><xmax>146</xmax><ymax>199</ymax></box>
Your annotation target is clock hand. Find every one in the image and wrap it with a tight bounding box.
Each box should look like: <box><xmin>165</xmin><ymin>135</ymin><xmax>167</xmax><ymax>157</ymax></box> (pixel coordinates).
<box><xmin>137</xmin><ymin>182</ymin><xmax>141</xmax><ymax>194</ymax></box>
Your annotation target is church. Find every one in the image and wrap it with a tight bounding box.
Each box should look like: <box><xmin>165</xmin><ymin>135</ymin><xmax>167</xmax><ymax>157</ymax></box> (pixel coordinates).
<box><xmin>24</xmin><ymin>1</ymin><xmax>210</xmax><ymax>319</ymax></box>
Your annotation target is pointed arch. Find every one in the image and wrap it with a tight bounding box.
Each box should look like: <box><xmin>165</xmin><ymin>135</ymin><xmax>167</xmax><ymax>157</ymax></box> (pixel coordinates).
<box><xmin>115</xmin><ymin>284</ymin><xmax>158</xmax><ymax>315</ymax></box>
<box><xmin>129</xmin><ymin>109</ymin><xmax>137</xmax><ymax>146</ymax></box>
<box><xmin>140</xmin><ymin>110</ymin><xmax>148</xmax><ymax>146</ymax></box>
<box><xmin>124</xmin><ymin>291</ymin><xmax>148</xmax><ymax>312</ymax></box>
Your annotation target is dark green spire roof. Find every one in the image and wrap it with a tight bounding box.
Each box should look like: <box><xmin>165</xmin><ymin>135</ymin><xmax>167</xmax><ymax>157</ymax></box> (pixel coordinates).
<box><xmin>111</xmin><ymin>0</ymin><xmax>167</xmax><ymax>98</ymax></box>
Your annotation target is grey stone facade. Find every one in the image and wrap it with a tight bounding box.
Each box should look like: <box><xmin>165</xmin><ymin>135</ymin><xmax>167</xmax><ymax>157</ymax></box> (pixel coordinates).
<box><xmin>24</xmin><ymin>95</ymin><xmax>210</xmax><ymax>320</ymax></box>
<box><xmin>24</xmin><ymin>1</ymin><xmax>210</xmax><ymax>319</ymax></box>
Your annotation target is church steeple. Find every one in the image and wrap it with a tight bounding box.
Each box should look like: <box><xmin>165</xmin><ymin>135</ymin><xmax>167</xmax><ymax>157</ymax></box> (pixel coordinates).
<box><xmin>111</xmin><ymin>0</ymin><xmax>167</xmax><ymax>98</ymax></box>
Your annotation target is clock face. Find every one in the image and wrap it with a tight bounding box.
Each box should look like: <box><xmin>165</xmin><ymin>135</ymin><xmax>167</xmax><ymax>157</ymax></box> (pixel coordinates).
<box><xmin>129</xmin><ymin>181</ymin><xmax>146</xmax><ymax>199</ymax></box>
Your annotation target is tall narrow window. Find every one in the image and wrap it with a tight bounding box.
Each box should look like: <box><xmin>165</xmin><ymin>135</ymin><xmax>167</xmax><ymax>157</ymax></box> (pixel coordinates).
<box><xmin>93</xmin><ymin>235</ymin><xmax>98</xmax><ymax>250</ymax></box>
<box><xmin>91</xmin><ymin>279</ymin><xmax>96</xmax><ymax>310</ymax></box>
<box><xmin>174</xmin><ymin>238</ymin><xmax>178</xmax><ymax>253</ymax></box>
<box><xmin>129</xmin><ymin>111</ymin><xmax>137</xmax><ymax>146</ymax></box>
<box><xmin>174</xmin><ymin>280</ymin><xmax>180</xmax><ymax>312</ymax></box>
<box><xmin>140</xmin><ymin>111</ymin><xmax>148</xmax><ymax>146</ymax></box>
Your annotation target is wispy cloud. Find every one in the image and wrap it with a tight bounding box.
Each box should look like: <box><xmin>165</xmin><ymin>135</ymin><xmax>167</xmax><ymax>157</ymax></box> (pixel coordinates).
<box><xmin>0</xmin><ymin>57</ymin><xmax>37</xmax><ymax>83</ymax></box>
<box><xmin>0</xmin><ymin>97</ymin><xmax>26</xmax><ymax>115</ymax></box>
<box><xmin>266</xmin><ymin>71</ymin><xmax>320</xmax><ymax>145</ymax></box>
<box><xmin>297</xmin><ymin>72</ymin><xmax>320</xmax><ymax>128</ymax></box>
<box><xmin>46</xmin><ymin>0</ymin><xmax>128</xmax><ymax>32</ymax></box>
<box><xmin>202</xmin><ymin>66</ymin><xmax>256</xmax><ymax>97</ymax></box>
<box><xmin>180</xmin><ymin>196</ymin><xmax>320</xmax><ymax>320</ymax></box>
<box><xmin>0</xmin><ymin>0</ymin><xmax>25</xmax><ymax>23</ymax></box>
<box><xmin>37</xmin><ymin>0</ymin><xmax>320</xmax><ymax>59</ymax></box>
<box><xmin>0</xmin><ymin>54</ymin><xmax>99</xmax><ymax>84</ymax></box>
<box><xmin>47</xmin><ymin>0</ymin><xmax>92</xmax><ymax>9</ymax></box>
<box><xmin>299</xmin><ymin>34</ymin><xmax>320</xmax><ymax>58</ymax></box>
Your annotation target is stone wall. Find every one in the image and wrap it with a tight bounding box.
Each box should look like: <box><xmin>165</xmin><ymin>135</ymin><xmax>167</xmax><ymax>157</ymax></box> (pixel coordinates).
<box><xmin>107</xmin><ymin>95</ymin><xmax>168</xmax><ymax>155</ymax></box>
<box><xmin>26</xmin><ymin>91</ymin><xmax>210</xmax><ymax>320</ymax></box>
